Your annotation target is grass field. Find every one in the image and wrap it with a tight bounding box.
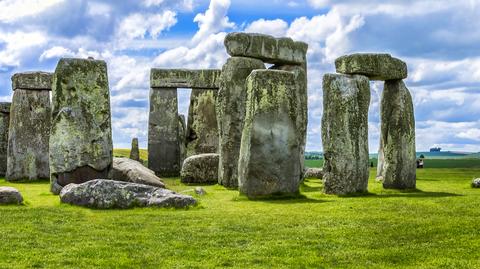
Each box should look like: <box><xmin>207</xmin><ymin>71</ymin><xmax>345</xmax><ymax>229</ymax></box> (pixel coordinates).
<box><xmin>305</xmin><ymin>158</ymin><xmax>480</xmax><ymax>169</ymax></box>
<box><xmin>1</xmin><ymin>167</ymin><xmax>480</xmax><ymax>268</ymax></box>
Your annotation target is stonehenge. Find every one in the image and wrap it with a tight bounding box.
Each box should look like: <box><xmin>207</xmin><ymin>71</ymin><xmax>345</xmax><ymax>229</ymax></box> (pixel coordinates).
<box><xmin>7</xmin><ymin>72</ymin><xmax>52</xmax><ymax>181</ymax></box>
<box><xmin>322</xmin><ymin>53</ymin><xmax>416</xmax><ymax>194</ymax></box>
<box><xmin>49</xmin><ymin>58</ymin><xmax>113</xmax><ymax>194</ymax></box>
<box><xmin>130</xmin><ymin>138</ymin><xmax>140</xmax><ymax>162</ymax></box>
<box><xmin>0</xmin><ymin>102</ymin><xmax>10</xmax><ymax>176</ymax></box>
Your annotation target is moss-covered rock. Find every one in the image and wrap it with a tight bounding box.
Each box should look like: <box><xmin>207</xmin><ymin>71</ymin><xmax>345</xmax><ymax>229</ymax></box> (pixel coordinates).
<box><xmin>178</xmin><ymin>114</ymin><xmax>187</xmax><ymax>164</ymax></box>
<box><xmin>0</xmin><ymin>102</ymin><xmax>10</xmax><ymax>177</ymax></box>
<box><xmin>186</xmin><ymin>89</ymin><xmax>218</xmax><ymax>156</ymax></box>
<box><xmin>335</xmin><ymin>53</ymin><xmax>407</xmax><ymax>81</ymax></box>
<box><xmin>321</xmin><ymin>74</ymin><xmax>370</xmax><ymax>195</ymax></box>
<box><xmin>378</xmin><ymin>80</ymin><xmax>416</xmax><ymax>189</ymax></box>
<box><xmin>129</xmin><ymin>138</ymin><xmax>140</xmax><ymax>162</ymax></box>
<box><xmin>224</xmin><ymin>32</ymin><xmax>308</xmax><ymax>65</ymax></box>
<box><xmin>217</xmin><ymin>57</ymin><xmax>265</xmax><ymax>188</ymax></box>
<box><xmin>50</xmin><ymin>58</ymin><xmax>112</xmax><ymax>194</ymax></box>
<box><xmin>180</xmin><ymin>153</ymin><xmax>219</xmax><ymax>184</ymax></box>
<box><xmin>238</xmin><ymin>70</ymin><xmax>306</xmax><ymax>198</ymax></box>
<box><xmin>150</xmin><ymin>69</ymin><xmax>221</xmax><ymax>88</ymax></box>
<box><xmin>11</xmin><ymin>71</ymin><xmax>52</xmax><ymax>90</ymax></box>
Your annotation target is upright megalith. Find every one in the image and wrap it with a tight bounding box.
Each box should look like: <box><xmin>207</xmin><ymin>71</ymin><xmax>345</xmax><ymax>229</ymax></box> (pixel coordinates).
<box><xmin>238</xmin><ymin>70</ymin><xmax>305</xmax><ymax>198</ymax></box>
<box><xmin>217</xmin><ymin>57</ymin><xmax>265</xmax><ymax>188</ymax></box>
<box><xmin>377</xmin><ymin>80</ymin><xmax>416</xmax><ymax>189</ymax></box>
<box><xmin>178</xmin><ymin>114</ymin><xmax>187</xmax><ymax>164</ymax></box>
<box><xmin>49</xmin><ymin>58</ymin><xmax>113</xmax><ymax>194</ymax></box>
<box><xmin>7</xmin><ymin>72</ymin><xmax>52</xmax><ymax>181</ymax></box>
<box><xmin>186</xmin><ymin>89</ymin><xmax>218</xmax><ymax>156</ymax></box>
<box><xmin>321</xmin><ymin>74</ymin><xmax>370</xmax><ymax>195</ymax></box>
<box><xmin>130</xmin><ymin>138</ymin><xmax>140</xmax><ymax>162</ymax></box>
<box><xmin>0</xmin><ymin>102</ymin><xmax>11</xmax><ymax>176</ymax></box>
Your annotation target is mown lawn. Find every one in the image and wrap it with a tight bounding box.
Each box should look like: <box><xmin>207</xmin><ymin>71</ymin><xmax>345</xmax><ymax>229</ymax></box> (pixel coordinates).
<box><xmin>1</xmin><ymin>168</ymin><xmax>480</xmax><ymax>268</ymax></box>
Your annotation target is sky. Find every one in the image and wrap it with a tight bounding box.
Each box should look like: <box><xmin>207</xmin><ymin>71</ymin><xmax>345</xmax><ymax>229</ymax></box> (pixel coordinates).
<box><xmin>0</xmin><ymin>0</ymin><xmax>479</xmax><ymax>153</ymax></box>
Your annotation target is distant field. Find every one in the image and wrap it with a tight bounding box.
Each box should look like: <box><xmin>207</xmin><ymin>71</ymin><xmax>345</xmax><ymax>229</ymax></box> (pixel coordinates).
<box><xmin>305</xmin><ymin>158</ymin><xmax>480</xmax><ymax>169</ymax></box>
<box><xmin>113</xmin><ymin>148</ymin><xmax>148</xmax><ymax>160</ymax></box>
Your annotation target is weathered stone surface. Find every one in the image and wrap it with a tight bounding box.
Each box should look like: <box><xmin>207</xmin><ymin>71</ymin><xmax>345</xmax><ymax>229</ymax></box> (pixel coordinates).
<box><xmin>110</xmin><ymin>157</ymin><xmax>165</xmax><ymax>188</ymax></box>
<box><xmin>186</xmin><ymin>89</ymin><xmax>218</xmax><ymax>156</ymax></box>
<box><xmin>0</xmin><ymin>103</ymin><xmax>10</xmax><ymax>177</ymax></box>
<box><xmin>148</xmin><ymin>88</ymin><xmax>180</xmax><ymax>177</ymax></box>
<box><xmin>321</xmin><ymin>74</ymin><xmax>370</xmax><ymax>195</ymax></box>
<box><xmin>12</xmin><ymin>71</ymin><xmax>52</xmax><ymax>90</ymax></box>
<box><xmin>60</xmin><ymin>179</ymin><xmax>196</xmax><ymax>209</ymax></box>
<box><xmin>50</xmin><ymin>58</ymin><xmax>113</xmax><ymax>194</ymax></box>
<box><xmin>225</xmin><ymin>32</ymin><xmax>308</xmax><ymax>64</ymax></box>
<box><xmin>305</xmin><ymin>168</ymin><xmax>323</xmax><ymax>179</ymax></box>
<box><xmin>7</xmin><ymin>84</ymin><xmax>51</xmax><ymax>181</ymax></box>
<box><xmin>130</xmin><ymin>138</ymin><xmax>140</xmax><ymax>161</ymax></box>
<box><xmin>150</xmin><ymin>69</ymin><xmax>221</xmax><ymax>89</ymax></box>
<box><xmin>195</xmin><ymin>187</ymin><xmax>206</xmax><ymax>195</ymax></box>
<box><xmin>0</xmin><ymin>186</ymin><xmax>23</xmax><ymax>205</ymax></box>
<box><xmin>238</xmin><ymin>70</ymin><xmax>306</xmax><ymax>198</ymax></box>
<box><xmin>178</xmin><ymin>114</ymin><xmax>187</xmax><ymax>164</ymax></box>
<box><xmin>472</xmin><ymin>178</ymin><xmax>480</xmax><ymax>188</ymax></box>
<box><xmin>377</xmin><ymin>80</ymin><xmax>416</xmax><ymax>189</ymax></box>
<box><xmin>180</xmin><ymin>153</ymin><xmax>219</xmax><ymax>184</ymax></box>
<box><xmin>335</xmin><ymin>53</ymin><xmax>407</xmax><ymax>81</ymax></box>
<box><xmin>217</xmin><ymin>57</ymin><xmax>265</xmax><ymax>188</ymax></box>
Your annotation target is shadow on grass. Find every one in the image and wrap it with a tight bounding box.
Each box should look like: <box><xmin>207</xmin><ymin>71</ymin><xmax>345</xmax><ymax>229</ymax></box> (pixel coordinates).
<box><xmin>341</xmin><ymin>188</ymin><xmax>462</xmax><ymax>198</ymax></box>
<box><xmin>0</xmin><ymin>179</ymin><xmax>49</xmax><ymax>184</ymax></box>
<box><xmin>235</xmin><ymin>193</ymin><xmax>328</xmax><ymax>204</ymax></box>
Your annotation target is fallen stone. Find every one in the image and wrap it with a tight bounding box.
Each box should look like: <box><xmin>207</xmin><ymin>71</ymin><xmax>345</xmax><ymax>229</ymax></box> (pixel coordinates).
<box><xmin>217</xmin><ymin>57</ymin><xmax>265</xmax><ymax>188</ymax></box>
<box><xmin>472</xmin><ymin>178</ymin><xmax>480</xmax><ymax>188</ymax></box>
<box><xmin>335</xmin><ymin>53</ymin><xmax>407</xmax><ymax>81</ymax></box>
<box><xmin>378</xmin><ymin>80</ymin><xmax>416</xmax><ymax>189</ymax></box>
<box><xmin>195</xmin><ymin>187</ymin><xmax>206</xmax><ymax>195</ymax></box>
<box><xmin>49</xmin><ymin>58</ymin><xmax>113</xmax><ymax>194</ymax></box>
<box><xmin>305</xmin><ymin>168</ymin><xmax>323</xmax><ymax>179</ymax></box>
<box><xmin>148</xmin><ymin>88</ymin><xmax>181</xmax><ymax>177</ymax></box>
<box><xmin>0</xmin><ymin>186</ymin><xmax>23</xmax><ymax>205</ymax></box>
<box><xmin>60</xmin><ymin>179</ymin><xmax>196</xmax><ymax>209</ymax></box>
<box><xmin>322</xmin><ymin>74</ymin><xmax>370</xmax><ymax>195</ymax></box>
<box><xmin>129</xmin><ymin>138</ymin><xmax>140</xmax><ymax>161</ymax></box>
<box><xmin>180</xmin><ymin>153</ymin><xmax>219</xmax><ymax>184</ymax></box>
<box><xmin>150</xmin><ymin>69</ymin><xmax>221</xmax><ymax>89</ymax></box>
<box><xmin>224</xmin><ymin>32</ymin><xmax>308</xmax><ymax>64</ymax></box>
<box><xmin>7</xmin><ymin>72</ymin><xmax>52</xmax><ymax>181</ymax></box>
<box><xmin>110</xmin><ymin>157</ymin><xmax>165</xmax><ymax>188</ymax></box>
<box><xmin>186</xmin><ymin>89</ymin><xmax>218</xmax><ymax>156</ymax></box>
<box><xmin>0</xmin><ymin>103</ymin><xmax>10</xmax><ymax>177</ymax></box>
<box><xmin>238</xmin><ymin>70</ymin><xmax>306</xmax><ymax>198</ymax></box>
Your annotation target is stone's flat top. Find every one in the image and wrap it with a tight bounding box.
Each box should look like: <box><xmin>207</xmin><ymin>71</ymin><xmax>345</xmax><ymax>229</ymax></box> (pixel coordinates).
<box><xmin>150</xmin><ymin>68</ymin><xmax>221</xmax><ymax>89</ymax></box>
<box><xmin>224</xmin><ymin>32</ymin><xmax>308</xmax><ymax>64</ymax></box>
<box><xmin>12</xmin><ymin>71</ymin><xmax>53</xmax><ymax>90</ymax></box>
<box><xmin>335</xmin><ymin>53</ymin><xmax>407</xmax><ymax>81</ymax></box>
<box><xmin>0</xmin><ymin>102</ymin><xmax>11</xmax><ymax>113</ymax></box>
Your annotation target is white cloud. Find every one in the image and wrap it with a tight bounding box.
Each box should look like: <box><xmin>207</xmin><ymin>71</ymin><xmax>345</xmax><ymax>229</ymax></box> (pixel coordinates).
<box><xmin>142</xmin><ymin>0</ymin><xmax>194</xmax><ymax>11</ymax></box>
<box><xmin>0</xmin><ymin>0</ymin><xmax>64</xmax><ymax>23</ymax></box>
<box><xmin>457</xmin><ymin>128</ymin><xmax>480</xmax><ymax>141</ymax></box>
<box><xmin>192</xmin><ymin>0</ymin><xmax>234</xmax><ymax>44</ymax></box>
<box><xmin>39</xmin><ymin>46</ymin><xmax>74</xmax><ymax>61</ymax></box>
<box><xmin>0</xmin><ymin>31</ymin><xmax>48</xmax><ymax>67</ymax></box>
<box><xmin>245</xmin><ymin>19</ymin><xmax>288</xmax><ymax>37</ymax></box>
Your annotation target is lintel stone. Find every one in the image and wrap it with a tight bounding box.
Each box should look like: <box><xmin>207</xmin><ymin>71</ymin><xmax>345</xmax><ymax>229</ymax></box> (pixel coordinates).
<box><xmin>12</xmin><ymin>71</ymin><xmax>53</xmax><ymax>90</ymax></box>
<box><xmin>150</xmin><ymin>69</ymin><xmax>221</xmax><ymax>89</ymax></box>
<box><xmin>335</xmin><ymin>53</ymin><xmax>407</xmax><ymax>81</ymax></box>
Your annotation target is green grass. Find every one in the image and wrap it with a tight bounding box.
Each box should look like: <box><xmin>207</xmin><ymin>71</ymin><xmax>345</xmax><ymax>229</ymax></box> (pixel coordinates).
<box><xmin>1</xmin><ymin>167</ymin><xmax>480</xmax><ymax>268</ymax></box>
<box><xmin>113</xmin><ymin>148</ymin><xmax>148</xmax><ymax>160</ymax></box>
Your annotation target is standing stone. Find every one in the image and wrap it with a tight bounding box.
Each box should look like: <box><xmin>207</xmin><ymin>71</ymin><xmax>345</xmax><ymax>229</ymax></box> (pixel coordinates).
<box><xmin>186</xmin><ymin>89</ymin><xmax>218</xmax><ymax>156</ymax></box>
<box><xmin>50</xmin><ymin>58</ymin><xmax>113</xmax><ymax>194</ymax></box>
<box><xmin>0</xmin><ymin>103</ymin><xmax>10</xmax><ymax>177</ymax></box>
<box><xmin>238</xmin><ymin>70</ymin><xmax>305</xmax><ymax>198</ymax></box>
<box><xmin>148</xmin><ymin>88</ymin><xmax>180</xmax><ymax>177</ymax></box>
<box><xmin>178</xmin><ymin>114</ymin><xmax>187</xmax><ymax>164</ymax></box>
<box><xmin>217</xmin><ymin>57</ymin><xmax>265</xmax><ymax>188</ymax></box>
<box><xmin>130</xmin><ymin>138</ymin><xmax>140</xmax><ymax>161</ymax></box>
<box><xmin>321</xmin><ymin>74</ymin><xmax>370</xmax><ymax>195</ymax></box>
<box><xmin>378</xmin><ymin>80</ymin><xmax>416</xmax><ymax>189</ymax></box>
<box><xmin>7</xmin><ymin>72</ymin><xmax>52</xmax><ymax>181</ymax></box>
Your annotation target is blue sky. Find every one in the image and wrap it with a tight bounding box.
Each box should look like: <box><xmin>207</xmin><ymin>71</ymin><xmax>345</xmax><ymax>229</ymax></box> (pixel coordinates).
<box><xmin>0</xmin><ymin>0</ymin><xmax>479</xmax><ymax>152</ymax></box>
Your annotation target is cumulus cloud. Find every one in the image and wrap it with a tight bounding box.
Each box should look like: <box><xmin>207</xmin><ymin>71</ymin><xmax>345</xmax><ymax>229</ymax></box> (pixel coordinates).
<box><xmin>245</xmin><ymin>19</ymin><xmax>288</xmax><ymax>37</ymax></box>
<box><xmin>192</xmin><ymin>0</ymin><xmax>234</xmax><ymax>44</ymax></box>
<box><xmin>0</xmin><ymin>0</ymin><xmax>64</xmax><ymax>23</ymax></box>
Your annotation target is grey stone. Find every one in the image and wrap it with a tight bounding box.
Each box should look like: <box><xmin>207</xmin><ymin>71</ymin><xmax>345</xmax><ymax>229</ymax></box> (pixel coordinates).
<box><xmin>321</xmin><ymin>74</ymin><xmax>370</xmax><ymax>195</ymax></box>
<box><xmin>130</xmin><ymin>138</ymin><xmax>140</xmax><ymax>161</ymax></box>
<box><xmin>195</xmin><ymin>187</ymin><xmax>206</xmax><ymax>195</ymax></box>
<box><xmin>148</xmin><ymin>88</ymin><xmax>180</xmax><ymax>177</ymax></box>
<box><xmin>150</xmin><ymin>69</ymin><xmax>221</xmax><ymax>89</ymax></box>
<box><xmin>305</xmin><ymin>168</ymin><xmax>323</xmax><ymax>179</ymax></box>
<box><xmin>224</xmin><ymin>32</ymin><xmax>308</xmax><ymax>64</ymax></box>
<box><xmin>50</xmin><ymin>58</ymin><xmax>113</xmax><ymax>194</ymax></box>
<box><xmin>378</xmin><ymin>80</ymin><xmax>416</xmax><ymax>189</ymax></box>
<box><xmin>186</xmin><ymin>89</ymin><xmax>219</xmax><ymax>156</ymax></box>
<box><xmin>0</xmin><ymin>103</ymin><xmax>10</xmax><ymax>177</ymax></box>
<box><xmin>7</xmin><ymin>75</ymin><xmax>51</xmax><ymax>181</ymax></box>
<box><xmin>180</xmin><ymin>153</ymin><xmax>219</xmax><ymax>184</ymax></box>
<box><xmin>472</xmin><ymin>178</ymin><xmax>480</xmax><ymax>188</ymax></box>
<box><xmin>178</xmin><ymin>114</ymin><xmax>187</xmax><ymax>164</ymax></box>
<box><xmin>12</xmin><ymin>71</ymin><xmax>52</xmax><ymax>90</ymax></box>
<box><xmin>60</xmin><ymin>179</ymin><xmax>196</xmax><ymax>209</ymax></box>
<box><xmin>0</xmin><ymin>186</ymin><xmax>23</xmax><ymax>205</ymax></box>
<box><xmin>110</xmin><ymin>157</ymin><xmax>165</xmax><ymax>188</ymax></box>
<box><xmin>238</xmin><ymin>70</ymin><xmax>306</xmax><ymax>198</ymax></box>
<box><xmin>217</xmin><ymin>57</ymin><xmax>265</xmax><ymax>188</ymax></box>
<box><xmin>335</xmin><ymin>53</ymin><xmax>407</xmax><ymax>81</ymax></box>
